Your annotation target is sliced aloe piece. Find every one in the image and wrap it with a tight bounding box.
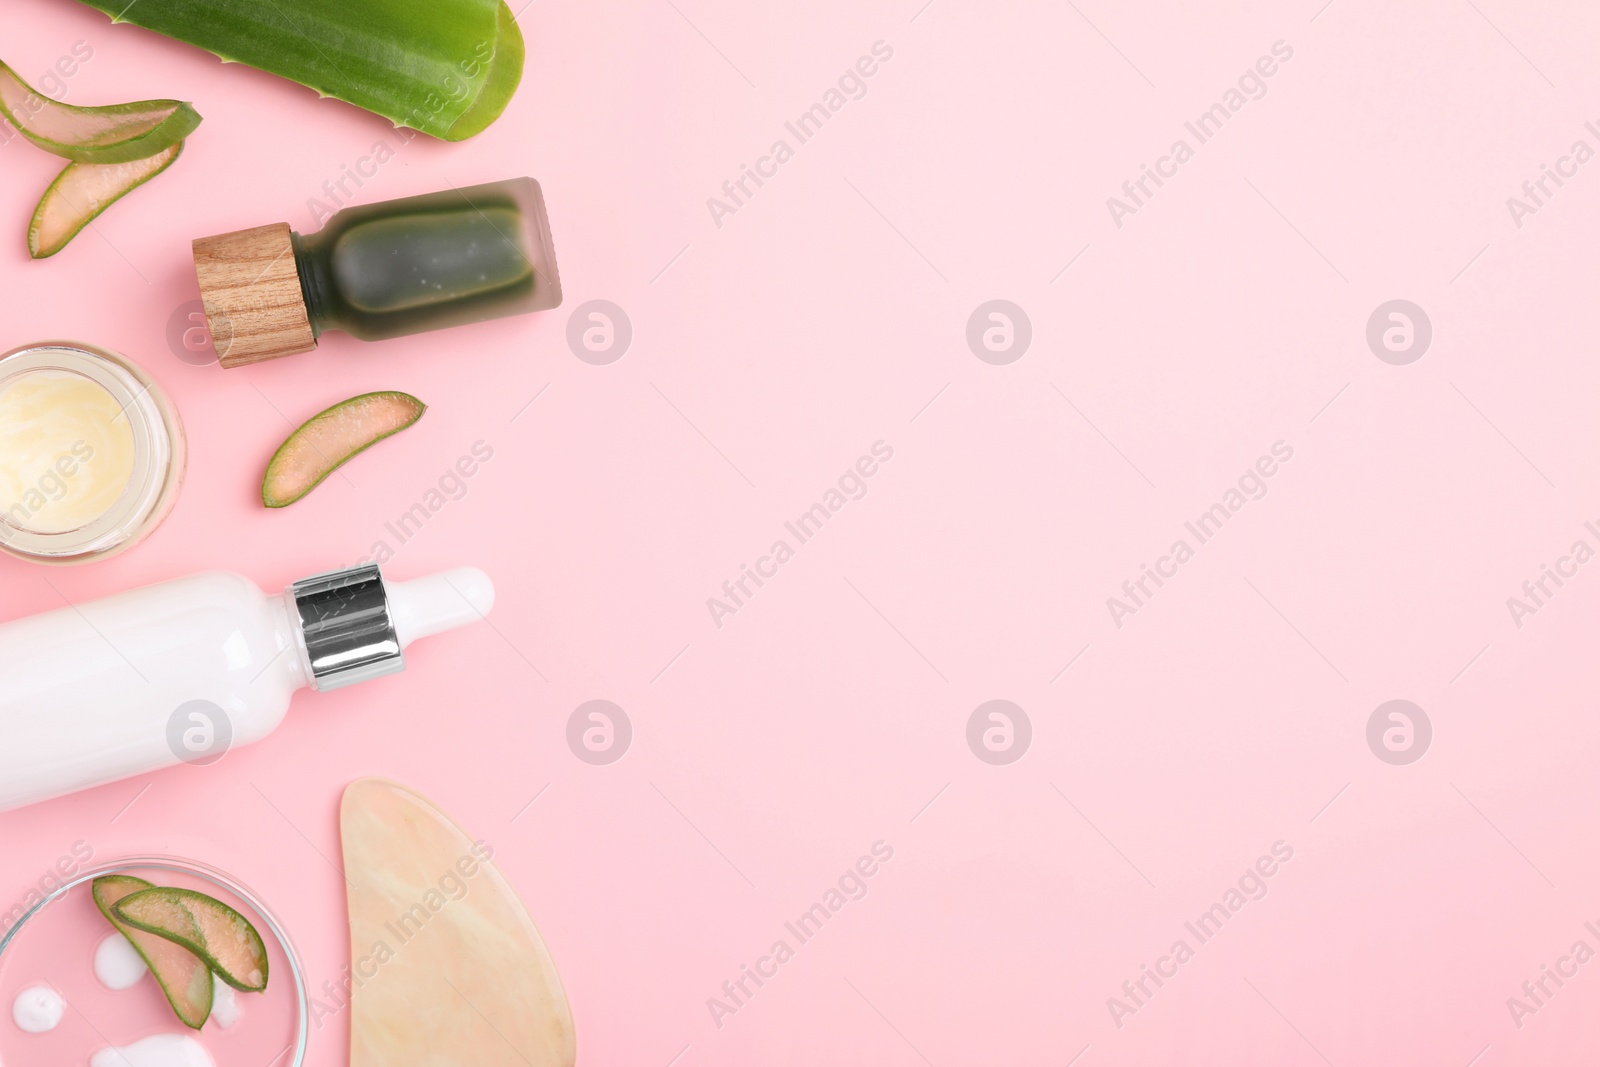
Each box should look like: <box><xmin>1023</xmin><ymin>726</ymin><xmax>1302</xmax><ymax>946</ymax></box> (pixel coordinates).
<box><xmin>263</xmin><ymin>391</ymin><xmax>426</xmax><ymax>508</ymax></box>
<box><xmin>29</xmin><ymin>140</ymin><xmax>184</xmax><ymax>258</ymax></box>
<box><xmin>112</xmin><ymin>887</ymin><xmax>269</xmax><ymax>993</ymax></box>
<box><xmin>92</xmin><ymin>876</ymin><xmax>214</xmax><ymax>1030</ymax></box>
<box><xmin>0</xmin><ymin>60</ymin><xmax>200</xmax><ymax>163</ymax></box>
<box><xmin>77</xmin><ymin>0</ymin><xmax>523</xmax><ymax>140</ymax></box>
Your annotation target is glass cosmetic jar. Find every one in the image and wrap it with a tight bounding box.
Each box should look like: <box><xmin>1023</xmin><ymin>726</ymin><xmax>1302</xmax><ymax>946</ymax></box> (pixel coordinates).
<box><xmin>0</xmin><ymin>341</ymin><xmax>185</xmax><ymax>565</ymax></box>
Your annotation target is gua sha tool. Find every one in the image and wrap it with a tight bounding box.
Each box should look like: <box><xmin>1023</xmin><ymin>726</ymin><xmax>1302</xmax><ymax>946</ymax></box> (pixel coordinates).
<box><xmin>339</xmin><ymin>779</ymin><xmax>575</xmax><ymax>1067</ymax></box>
<box><xmin>191</xmin><ymin>177</ymin><xmax>562</xmax><ymax>368</ymax></box>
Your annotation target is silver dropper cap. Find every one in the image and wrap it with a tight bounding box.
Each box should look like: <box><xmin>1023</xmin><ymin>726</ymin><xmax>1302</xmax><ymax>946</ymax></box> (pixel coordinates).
<box><xmin>290</xmin><ymin>563</ymin><xmax>405</xmax><ymax>691</ymax></box>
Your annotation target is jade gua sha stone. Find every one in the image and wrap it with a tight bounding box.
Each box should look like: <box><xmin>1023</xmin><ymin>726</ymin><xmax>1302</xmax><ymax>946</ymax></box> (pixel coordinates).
<box><xmin>75</xmin><ymin>0</ymin><xmax>523</xmax><ymax>140</ymax></box>
<box><xmin>339</xmin><ymin>778</ymin><xmax>576</xmax><ymax>1067</ymax></box>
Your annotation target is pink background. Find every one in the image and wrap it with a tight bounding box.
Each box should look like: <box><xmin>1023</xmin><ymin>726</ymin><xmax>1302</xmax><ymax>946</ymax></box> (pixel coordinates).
<box><xmin>4</xmin><ymin>0</ymin><xmax>1600</xmax><ymax>1063</ymax></box>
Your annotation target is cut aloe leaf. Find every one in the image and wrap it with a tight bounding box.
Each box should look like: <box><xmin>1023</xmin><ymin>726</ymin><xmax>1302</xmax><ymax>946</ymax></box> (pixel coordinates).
<box><xmin>30</xmin><ymin>140</ymin><xmax>184</xmax><ymax>258</ymax></box>
<box><xmin>263</xmin><ymin>391</ymin><xmax>426</xmax><ymax>508</ymax></box>
<box><xmin>113</xmin><ymin>887</ymin><xmax>269</xmax><ymax>993</ymax></box>
<box><xmin>92</xmin><ymin>876</ymin><xmax>214</xmax><ymax>1030</ymax></box>
<box><xmin>0</xmin><ymin>60</ymin><xmax>200</xmax><ymax>163</ymax></box>
<box><xmin>76</xmin><ymin>0</ymin><xmax>524</xmax><ymax>141</ymax></box>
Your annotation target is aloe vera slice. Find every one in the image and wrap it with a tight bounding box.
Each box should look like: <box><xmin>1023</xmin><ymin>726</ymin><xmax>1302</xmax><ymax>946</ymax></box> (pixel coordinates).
<box><xmin>0</xmin><ymin>60</ymin><xmax>200</xmax><ymax>163</ymax></box>
<box><xmin>263</xmin><ymin>391</ymin><xmax>426</xmax><ymax>508</ymax></box>
<box><xmin>112</xmin><ymin>887</ymin><xmax>269</xmax><ymax>993</ymax></box>
<box><xmin>77</xmin><ymin>0</ymin><xmax>524</xmax><ymax>141</ymax></box>
<box><xmin>29</xmin><ymin>140</ymin><xmax>184</xmax><ymax>258</ymax></box>
<box><xmin>92</xmin><ymin>877</ymin><xmax>214</xmax><ymax>1030</ymax></box>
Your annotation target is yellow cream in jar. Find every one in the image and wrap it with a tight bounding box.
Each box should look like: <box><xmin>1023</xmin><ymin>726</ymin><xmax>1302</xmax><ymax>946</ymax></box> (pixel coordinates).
<box><xmin>0</xmin><ymin>370</ymin><xmax>136</xmax><ymax>534</ymax></box>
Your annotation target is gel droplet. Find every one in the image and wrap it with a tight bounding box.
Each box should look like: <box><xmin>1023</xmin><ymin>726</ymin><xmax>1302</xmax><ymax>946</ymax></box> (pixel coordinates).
<box><xmin>94</xmin><ymin>931</ymin><xmax>149</xmax><ymax>989</ymax></box>
<box><xmin>11</xmin><ymin>984</ymin><xmax>64</xmax><ymax>1032</ymax></box>
<box><xmin>210</xmin><ymin>975</ymin><xmax>241</xmax><ymax>1029</ymax></box>
<box><xmin>90</xmin><ymin>1034</ymin><xmax>214</xmax><ymax>1067</ymax></box>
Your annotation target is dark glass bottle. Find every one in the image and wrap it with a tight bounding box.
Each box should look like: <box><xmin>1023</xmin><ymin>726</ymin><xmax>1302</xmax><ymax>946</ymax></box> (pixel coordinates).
<box><xmin>192</xmin><ymin>177</ymin><xmax>562</xmax><ymax>369</ymax></box>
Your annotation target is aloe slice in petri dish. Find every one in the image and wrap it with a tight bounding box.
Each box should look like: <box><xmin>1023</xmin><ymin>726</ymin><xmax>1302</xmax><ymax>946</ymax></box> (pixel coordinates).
<box><xmin>92</xmin><ymin>876</ymin><xmax>215</xmax><ymax>1029</ymax></box>
<box><xmin>112</xmin><ymin>886</ymin><xmax>269</xmax><ymax>993</ymax></box>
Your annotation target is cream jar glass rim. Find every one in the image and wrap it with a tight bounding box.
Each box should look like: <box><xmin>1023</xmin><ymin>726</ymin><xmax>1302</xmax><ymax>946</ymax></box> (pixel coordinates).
<box><xmin>0</xmin><ymin>341</ymin><xmax>177</xmax><ymax>561</ymax></box>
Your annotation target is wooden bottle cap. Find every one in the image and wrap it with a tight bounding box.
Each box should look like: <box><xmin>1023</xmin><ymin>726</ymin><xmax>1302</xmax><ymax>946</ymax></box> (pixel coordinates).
<box><xmin>192</xmin><ymin>222</ymin><xmax>317</xmax><ymax>369</ymax></box>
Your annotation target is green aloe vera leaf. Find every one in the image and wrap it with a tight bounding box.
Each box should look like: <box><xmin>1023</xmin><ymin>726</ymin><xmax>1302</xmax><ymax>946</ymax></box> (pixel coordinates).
<box><xmin>29</xmin><ymin>140</ymin><xmax>184</xmax><ymax>258</ymax></box>
<box><xmin>0</xmin><ymin>59</ymin><xmax>200</xmax><ymax>163</ymax></box>
<box><xmin>76</xmin><ymin>0</ymin><xmax>525</xmax><ymax>141</ymax></box>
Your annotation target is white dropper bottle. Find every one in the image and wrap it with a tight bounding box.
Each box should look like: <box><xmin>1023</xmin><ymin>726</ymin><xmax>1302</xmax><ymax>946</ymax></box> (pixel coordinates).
<box><xmin>0</xmin><ymin>563</ymin><xmax>493</xmax><ymax>814</ymax></box>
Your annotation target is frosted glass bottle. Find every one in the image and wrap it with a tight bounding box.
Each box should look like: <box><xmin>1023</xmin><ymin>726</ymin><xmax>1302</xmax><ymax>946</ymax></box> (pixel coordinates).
<box><xmin>0</xmin><ymin>562</ymin><xmax>493</xmax><ymax>813</ymax></box>
<box><xmin>191</xmin><ymin>177</ymin><xmax>562</xmax><ymax>368</ymax></box>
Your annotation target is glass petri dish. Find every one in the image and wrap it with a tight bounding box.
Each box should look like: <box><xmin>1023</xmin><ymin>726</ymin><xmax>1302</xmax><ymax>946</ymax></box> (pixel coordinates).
<box><xmin>0</xmin><ymin>856</ymin><xmax>307</xmax><ymax>1067</ymax></box>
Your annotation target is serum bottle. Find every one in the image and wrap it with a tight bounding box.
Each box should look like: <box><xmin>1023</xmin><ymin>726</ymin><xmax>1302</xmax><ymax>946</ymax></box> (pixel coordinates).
<box><xmin>0</xmin><ymin>562</ymin><xmax>494</xmax><ymax>813</ymax></box>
